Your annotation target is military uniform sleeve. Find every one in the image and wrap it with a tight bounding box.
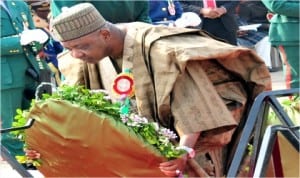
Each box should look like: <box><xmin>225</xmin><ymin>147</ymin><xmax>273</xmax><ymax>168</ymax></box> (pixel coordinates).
<box><xmin>0</xmin><ymin>35</ymin><xmax>25</xmax><ymax>56</ymax></box>
<box><xmin>262</xmin><ymin>0</ymin><xmax>300</xmax><ymax>18</ymax></box>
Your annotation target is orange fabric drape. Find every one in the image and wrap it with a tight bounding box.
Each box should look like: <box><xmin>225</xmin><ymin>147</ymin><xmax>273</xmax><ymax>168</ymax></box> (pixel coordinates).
<box><xmin>25</xmin><ymin>99</ymin><xmax>167</xmax><ymax>177</ymax></box>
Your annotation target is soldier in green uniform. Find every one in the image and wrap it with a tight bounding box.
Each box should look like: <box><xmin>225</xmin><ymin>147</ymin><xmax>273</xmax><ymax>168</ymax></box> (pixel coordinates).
<box><xmin>262</xmin><ymin>0</ymin><xmax>299</xmax><ymax>89</ymax></box>
<box><xmin>51</xmin><ymin>0</ymin><xmax>152</xmax><ymax>23</ymax></box>
<box><xmin>1</xmin><ymin>0</ymin><xmax>49</xmax><ymax>157</ymax></box>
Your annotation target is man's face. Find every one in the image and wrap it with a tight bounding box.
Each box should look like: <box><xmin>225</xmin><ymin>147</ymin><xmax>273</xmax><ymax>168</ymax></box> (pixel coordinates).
<box><xmin>62</xmin><ymin>30</ymin><xmax>109</xmax><ymax>64</ymax></box>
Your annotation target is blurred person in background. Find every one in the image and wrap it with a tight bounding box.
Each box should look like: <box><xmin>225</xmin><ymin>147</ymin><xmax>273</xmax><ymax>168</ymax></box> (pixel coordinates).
<box><xmin>1</xmin><ymin>0</ymin><xmax>49</xmax><ymax>157</ymax></box>
<box><xmin>235</xmin><ymin>0</ymin><xmax>278</xmax><ymax>71</ymax></box>
<box><xmin>179</xmin><ymin>0</ymin><xmax>239</xmax><ymax>45</ymax></box>
<box><xmin>235</xmin><ymin>0</ymin><xmax>270</xmax><ymax>48</ymax></box>
<box><xmin>149</xmin><ymin>0</ymin><xmax>201</xmax><ymax>28</ymax></box>
<box><xmin>262</xmin><ymin>0</ymin><xmax>300</xmax><ymax>89</ymax></box>
<box><xmin>51</xmin><ymin>0</ymin><xmax>151</xmax><ymax>23</ymax></box>
<box><xmin>149</xmin><ymin>0</ymin><xmax>183</xmax><ymax>26</ymax></box>
<box><xmin>26</xmin><ymin>0</ymin><xmax>64</xmax><ymax>86</ymax></box>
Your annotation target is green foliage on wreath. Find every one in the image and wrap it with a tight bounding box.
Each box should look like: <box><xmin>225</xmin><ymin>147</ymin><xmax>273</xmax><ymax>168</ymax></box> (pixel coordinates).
<box><xmin>12</xmin><ymin>85</ymin><xmax>185</xmax><ymax>166</ymax></box>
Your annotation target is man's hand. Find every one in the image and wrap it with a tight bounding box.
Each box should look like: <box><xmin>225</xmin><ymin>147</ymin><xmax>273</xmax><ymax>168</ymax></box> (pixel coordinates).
<box><xmin>159</xmin><ymin>154</ymin><xmax>188</xmax><ymax>177</ymax></box>
<box><xmin>20</xmin><ymin>29</ymin><xmax>49</xmax><ymax>45</ymax></box>
<box><xmin>25</xmin><ymin>149</ymin><xmax>41</xmax><ymax>160</ymax></box>
<box><xmin>200</xmin><ymin>8</ymin><xmax>220</xmax><ymax>18</ymax></box>
<box><xmin>214</xmin><ymin>7</ymin><xmax>227</xmax><ymax>17</ymax></box>
<box><xmin>200</xmin><ymin>7</ymin><xmax>227</xmax><ymax>19</ymax></box>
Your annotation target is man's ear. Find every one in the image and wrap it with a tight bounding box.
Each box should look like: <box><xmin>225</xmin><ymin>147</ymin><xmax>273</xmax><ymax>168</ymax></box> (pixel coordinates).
<box><xmin>99</xmin><ymin>29</ymin><xmax>111</xmax><ymax>40</ymax></box>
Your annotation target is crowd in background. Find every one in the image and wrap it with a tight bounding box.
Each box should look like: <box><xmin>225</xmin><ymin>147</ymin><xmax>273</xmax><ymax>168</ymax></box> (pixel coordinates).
<box><xmin>3</xmin><ymin>0</ymin><xmax>299</xmax><ymax>78</ymax></box>
<box><xmin>21</xmin><ymin>0</ymin><xmax>297</xmax><ymax>79</ymax></box>
<box><xmin>23</xmin><ymin>0</ymin><xmax>299</xmax><ymax>81</ymax></box>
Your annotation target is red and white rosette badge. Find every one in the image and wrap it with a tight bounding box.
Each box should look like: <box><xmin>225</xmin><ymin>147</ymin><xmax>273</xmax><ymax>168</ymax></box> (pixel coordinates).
<box><xmin>112</xmin><ymin>69</ymin><xmax>135</xmax><ymax>98</ymax></box>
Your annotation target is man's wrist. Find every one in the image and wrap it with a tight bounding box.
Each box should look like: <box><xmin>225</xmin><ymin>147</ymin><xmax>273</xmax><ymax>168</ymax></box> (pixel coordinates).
<box><xmin>177</xmin><ymin>146</ymin><xmax>195</xmax><ymax>159</ymax></box>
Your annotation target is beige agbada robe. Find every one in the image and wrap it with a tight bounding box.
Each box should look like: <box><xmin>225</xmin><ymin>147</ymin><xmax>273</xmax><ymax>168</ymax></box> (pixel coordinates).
<box><xmin>58</xmin><ymin>22</ymin><xmax>271</xmax><ymax>176</ymax></box>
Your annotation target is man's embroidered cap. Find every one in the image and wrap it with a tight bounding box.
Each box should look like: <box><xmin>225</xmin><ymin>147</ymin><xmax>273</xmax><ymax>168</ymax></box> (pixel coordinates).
<box><xmin>51</xmin><ymin>3</ymin><xmax>105</xmax><ymax>42</ymax></box>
